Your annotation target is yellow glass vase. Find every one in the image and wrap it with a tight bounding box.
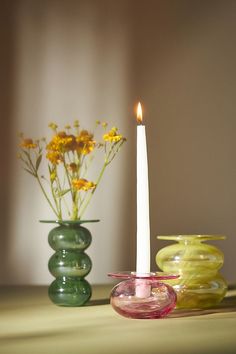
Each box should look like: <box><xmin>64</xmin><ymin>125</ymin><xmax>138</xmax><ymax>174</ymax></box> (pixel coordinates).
<box><xmin>156</xmin><ymin>235</ymin><xmax>227</xmax><ymax>309</ymax></box>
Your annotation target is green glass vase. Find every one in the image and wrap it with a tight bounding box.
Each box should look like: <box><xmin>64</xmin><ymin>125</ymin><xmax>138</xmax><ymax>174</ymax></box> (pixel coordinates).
<box><xmin>156</xmin><ymin>235</ymin><xmax>227</xmax><ymax>309</ymax></box>
<box><xmin>41</xmin><ymin>220</ymin><xmax>99</xmax><ymax>307</ymax></box>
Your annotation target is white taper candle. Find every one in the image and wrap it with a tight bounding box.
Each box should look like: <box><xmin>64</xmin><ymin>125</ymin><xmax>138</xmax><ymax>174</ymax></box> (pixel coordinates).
<box><xmin>136</xmin><ymin>102</ymin><xmax>150</xmax><ymax>274</ymax></box>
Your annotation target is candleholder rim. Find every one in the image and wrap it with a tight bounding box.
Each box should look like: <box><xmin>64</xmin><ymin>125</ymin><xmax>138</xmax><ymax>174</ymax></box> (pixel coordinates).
<box><xmin>108</xmin><ymin>271</ymin><xmax>179</xmax><ymax>280</ymax></box>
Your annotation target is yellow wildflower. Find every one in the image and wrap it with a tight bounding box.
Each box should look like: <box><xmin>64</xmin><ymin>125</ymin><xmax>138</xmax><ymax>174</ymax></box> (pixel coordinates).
<box><xmin>47</xmin><ymin>132</ymin><xmax>77</xmax><ymax>153</ymax></box>
<box><xmin>73</xmin><ymin>120</ymin><xmax>80</xmax><ymax>128</ymax></box>
<box><xmin>65</xmin><ymin>125</ymin><xmax>71</xmax><ymax>130</ymax></box>
<box><xmin>76</xmin><ymin>130</ymin><xmax>96</xmax><ymax>155</ymax></box>
<box><xmin>72</xmin><ymin>178</ymin><xmax>96</xmax><ymax>191</ymax></box>
<box><xmin>20</xmin><ymin>138</ymin><xmax>37</xmax><ymax>149</ymax></box>
<box><xmin>48</xmin><ymin>122</ymin><xmax>58</xmax><ymax>131</ymax></box>
<box><xmin>103</xmin><ymin>127</ymin><xmax>123</xmax><ymax>143</ymax></box>
<box><xmin>101</xmin><ymin>122</ymin><xmax>108</xmax><ymax>128</ymax></box>
<box><xmin>69</xmin><ymin>162</ymin><xmax>77</xmax><ymax>172</ymax></box>
<box><xmin>50</xmin><ymin>171</ymin><xmax>56</xmax><ymax>182</ymax></box>
<box><xmin>46</xmin><ymin>151</ymin><xmax>62</xmax><ymax>165</ymax></box>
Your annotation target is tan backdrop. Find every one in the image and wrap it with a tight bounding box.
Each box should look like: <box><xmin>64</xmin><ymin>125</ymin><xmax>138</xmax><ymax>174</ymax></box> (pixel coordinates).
<box><xmin>0</xmin><ymin>0</ymin><xmax>235</xmax><ymax>284</ymax></box>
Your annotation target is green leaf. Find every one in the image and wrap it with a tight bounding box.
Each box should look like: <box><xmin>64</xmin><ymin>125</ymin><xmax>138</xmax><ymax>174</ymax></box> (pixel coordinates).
<box><xmin>22</xmin><ymin>150</ymin><xmax>30</xmax><ymax>159</ymax></box>
<box><xmin>56</xmin><ymin>189</ymin><xmax>71</xmax><ymax>197</ymax></box>
<box><xmin>36</xmin><ymin>154</ymin><xmax>42</xmax><ymax>171</ymax></box>
<box><xmin>23</xmin><ymin>167</ymin><xmax>36</xmax><ymax>177</ymax></box>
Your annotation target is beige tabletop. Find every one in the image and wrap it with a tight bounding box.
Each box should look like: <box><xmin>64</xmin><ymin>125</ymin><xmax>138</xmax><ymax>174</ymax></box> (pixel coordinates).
<box><xmin>0</xmin><ymin>284</ymin><xmax>236</xmax><ymax>354</ymax></box>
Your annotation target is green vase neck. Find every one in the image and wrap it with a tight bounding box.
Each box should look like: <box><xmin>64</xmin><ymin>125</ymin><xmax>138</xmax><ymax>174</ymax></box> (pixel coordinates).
<box><xmin>157</xmin><ymin>235</ymin><xmax>226</xmax><ymax>244</ymax></box>
<box><xmin>40</xmin><ymin>219</ymin><xmax>100</xmax><ymax>226</ymax></box>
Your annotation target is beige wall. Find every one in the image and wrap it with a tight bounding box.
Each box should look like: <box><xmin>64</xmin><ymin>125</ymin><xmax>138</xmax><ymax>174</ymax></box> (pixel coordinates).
<box><xmin>0</xmin><ymin>0</ymin><xmax>235</xmax><ymax>284</ymax></box>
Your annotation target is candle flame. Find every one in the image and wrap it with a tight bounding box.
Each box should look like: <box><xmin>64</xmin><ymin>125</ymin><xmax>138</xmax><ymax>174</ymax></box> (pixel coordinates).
<box><xmin>137</xmin><ymin>102</ymin><xmax>143</xmax><ymax>124</ymax></box>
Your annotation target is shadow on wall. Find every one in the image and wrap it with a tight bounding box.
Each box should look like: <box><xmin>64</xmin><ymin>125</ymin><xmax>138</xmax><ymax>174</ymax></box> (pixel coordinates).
<box><xmin>1</xmin><ymin>0</ymin><xmax>236</xmax><ymax>284</ymax></box>
<box><xmin>1</xmin><ymin>0</ymin><xmax>136</xmax><ymax>284</ymax></box>
<box><xmin>0</xmin><ymin>2</ymin><xmax>16</xmax><ymax>283</ymax></box>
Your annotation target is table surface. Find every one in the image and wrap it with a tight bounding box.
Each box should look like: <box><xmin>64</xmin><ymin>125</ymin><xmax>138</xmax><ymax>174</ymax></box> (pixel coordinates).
<box><xmin>0</xmin><ymin>284</ymin><xmax>236</xmax><ymax>354</ymax></box>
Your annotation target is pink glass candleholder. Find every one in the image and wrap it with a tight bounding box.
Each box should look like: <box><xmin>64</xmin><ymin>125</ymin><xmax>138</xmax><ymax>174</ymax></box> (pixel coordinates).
<box><xmin>108</xmin><ymin>272</ymin><xmax>178</xmax><ymax>319</ymax></box>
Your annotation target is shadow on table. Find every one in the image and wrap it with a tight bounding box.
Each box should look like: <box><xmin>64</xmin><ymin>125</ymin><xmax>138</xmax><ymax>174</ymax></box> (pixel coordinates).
<box><xmin>86</xmin><ymin>296</ymin><xmax>236</xmax><ymax>313</ymax></box>
<box><xmin>87</xmin><ymin>299</ymin><xmax>110</xmax><ymax>306</ymax></box>
<box><xmin>169</xmin><ymin>292</ymin><xmax>236</xmax><ymax>318</ymax></box>
<box><xmin>86</xmin><ymin>285</ymin><xmax>236</xmax><ymax>310</ymax></box>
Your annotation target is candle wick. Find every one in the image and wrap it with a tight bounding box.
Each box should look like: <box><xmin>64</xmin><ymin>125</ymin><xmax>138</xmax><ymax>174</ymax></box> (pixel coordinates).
<box><xmin>137</xmin><ymin>120</ymin><xmax>144</xmax><ymax>126</ymax></box>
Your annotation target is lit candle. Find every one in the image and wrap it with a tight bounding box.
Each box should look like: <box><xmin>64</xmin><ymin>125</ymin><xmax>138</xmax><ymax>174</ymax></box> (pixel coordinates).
<box><xmin>136</xmin><ymin>102</ymin><xmax>150</xmax><ymax>274</ymax></box>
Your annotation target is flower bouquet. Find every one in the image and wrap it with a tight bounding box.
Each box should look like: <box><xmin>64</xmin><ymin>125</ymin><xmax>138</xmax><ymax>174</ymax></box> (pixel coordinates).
<box><xmin>18</xmin><ymin>120</ymin><xmax>126</xmax><ymax>220</ymax></box>
<box><xmin>18</xmin><ymin>120</ymin><xmax>126</xmax><ymax>306</ymax></box>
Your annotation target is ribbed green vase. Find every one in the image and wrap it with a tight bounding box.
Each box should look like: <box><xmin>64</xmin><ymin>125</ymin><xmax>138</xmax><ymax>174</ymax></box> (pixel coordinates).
<box><xmin>41</xmin><ymin>220</ymin><xmax>99</xmax><ymax>307</ymax></box>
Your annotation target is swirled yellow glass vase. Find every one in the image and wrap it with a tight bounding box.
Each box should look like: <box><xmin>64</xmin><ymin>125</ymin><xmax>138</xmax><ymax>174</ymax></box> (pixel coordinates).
<box><xmin>156</xmin><ymin>235</ymin><xmax>227</xmax><ymax>309</ymax></box>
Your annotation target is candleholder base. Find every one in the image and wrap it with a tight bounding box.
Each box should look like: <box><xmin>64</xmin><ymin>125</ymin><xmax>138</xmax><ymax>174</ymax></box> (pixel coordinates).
<box><xmin>108</xmin><ymin>272</ymin><xmax>178</xmax><ymax>319</ymax></box>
